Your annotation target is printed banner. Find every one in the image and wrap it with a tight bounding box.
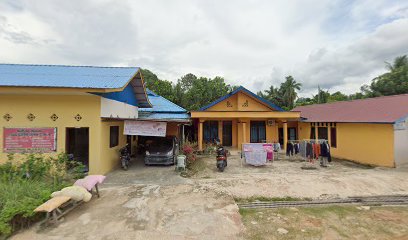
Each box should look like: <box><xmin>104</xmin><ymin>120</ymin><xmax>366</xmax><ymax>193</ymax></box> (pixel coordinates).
<box><xmin>124</xmin><ymin>121</ymin><xmax>167</xmax><ymax>136</ymax></box>
<box><xmin>3</xmin><ymin>128</ymin><xmax>57</xmax><ymax>153</ymax></box>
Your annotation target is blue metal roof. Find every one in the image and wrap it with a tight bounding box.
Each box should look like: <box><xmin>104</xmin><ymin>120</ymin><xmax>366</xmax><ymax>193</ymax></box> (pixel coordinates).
<box><xmin>139</xmin><ymin>89</ymin><xmax>187</xmax><ymax>113</ymax></box>
<box><xmin>199</xmin><ymin>86</ymin><xmax>285</xmax><ymax>111</ymax></box>
<box><xmin>138</xmin><ymin>112</ymin><xmax>190</xmax><ymax>122</ymax></box>
<box><xmin>138</xmin><ymin>89</ymin><xmax>189</xmax><ymax>121</ymax></box>
<box><xmin>0</xmin><ymin>64</ymin><xmax>139</xmax><ymax>89</ymax></box>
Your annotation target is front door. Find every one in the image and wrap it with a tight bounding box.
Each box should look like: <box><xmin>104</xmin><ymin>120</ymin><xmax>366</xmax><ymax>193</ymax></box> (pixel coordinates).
<box><xmin>222</xmin><ymin>121</ymin><xmax>232</xmax><ymax>146</ymax></box>
<box><xmin>250</xmin><ymin>121</ymin><xmax>266</xmax><ymax>143</ymax></box>
<box><xmin>66</xmin><ymin>127</ymin><xmax>89</xmax><ymax>172</ymax></box>
<box><xmin>203</xmin><ymin>121</ymin><xmax>218</xmax><ymax>143</ymax></box>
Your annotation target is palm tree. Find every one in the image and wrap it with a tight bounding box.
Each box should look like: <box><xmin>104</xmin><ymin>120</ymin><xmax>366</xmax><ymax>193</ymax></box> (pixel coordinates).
<box><xmin>386</xmin><ymin>55</ymin><xmax>408</xmax><ymax>71</ymax></box>
<box><xmin>280</xmin><ymin>76</ymin><xmax>302</xmax><ymax>109</ymax></box>
<box><xmin>264</xmin><ymin>85</ymin><xmax>283</xmax><ymax>106</ymax></box>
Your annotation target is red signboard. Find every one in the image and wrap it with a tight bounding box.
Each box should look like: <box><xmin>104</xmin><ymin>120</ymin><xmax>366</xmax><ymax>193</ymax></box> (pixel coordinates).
<box><xmin>3</xmin><ymin>128</ymin><xmax>57</xmax><ymax>153</ymax></box>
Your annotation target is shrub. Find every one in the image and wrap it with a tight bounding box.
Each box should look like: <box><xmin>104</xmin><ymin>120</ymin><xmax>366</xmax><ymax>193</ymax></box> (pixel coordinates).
<box><xmin>0</xmin><ymin>153</ymin><xmax>84</xmax><ymax>238</ymax></box>
<box><xmin>181</xmin><ymin>141</ymin><xmax>198</xmax><ymax>168</ymax></box>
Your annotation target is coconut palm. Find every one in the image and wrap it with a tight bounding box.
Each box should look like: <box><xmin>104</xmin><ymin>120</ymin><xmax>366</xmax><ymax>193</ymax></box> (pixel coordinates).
<box><xmin>280</xmin><ymin>76</ymin><xmax>302</xmax><ymax>109</ymax></box>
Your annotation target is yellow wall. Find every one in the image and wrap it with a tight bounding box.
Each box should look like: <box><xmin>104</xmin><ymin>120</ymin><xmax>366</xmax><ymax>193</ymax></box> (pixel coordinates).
<box><xmin>207</xmin><ymin>92</ymin><xmax>272</xmax><ymax>112</ymax></box>
<box><xmin>298</xmin><ymin>122</ymin><xmax>395</xmax><ymax>167</ymax></box>
<box><xmin>0</xmin><ymin>94</ymin><xmax>103</xmax><ymax>173</ymax></box>
<box><xmin>0</xmin><ymin>94</ymin><xmax>136</xmax><ymax>174</ymax></box>
<box><xmin>207</xmin><ymin>94</ymin><xmax>238</xmax><ymax>111</ymax></box>
<box><xmin>97</xmin><ymin>121</ymin><xmax>127</xmax><ymax>174</ymax></box>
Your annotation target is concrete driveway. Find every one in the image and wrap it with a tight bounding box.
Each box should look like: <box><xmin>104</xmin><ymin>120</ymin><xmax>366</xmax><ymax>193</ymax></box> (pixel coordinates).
<box><xmin>12</xmin><ymin>158</ymin><xmax>245</xmax><ymax>240</ymax></box>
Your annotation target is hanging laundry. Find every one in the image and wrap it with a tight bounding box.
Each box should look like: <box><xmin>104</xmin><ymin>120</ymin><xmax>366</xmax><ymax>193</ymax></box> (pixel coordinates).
<box><xmin>294</xmin><ymin>143</ymin><xmax>299</xmax><ymax>154</ymax></box>
<box><xmin>286</xmin><ymin>142</ymin><xmax>294</xmax><ymax>156</ymax></box>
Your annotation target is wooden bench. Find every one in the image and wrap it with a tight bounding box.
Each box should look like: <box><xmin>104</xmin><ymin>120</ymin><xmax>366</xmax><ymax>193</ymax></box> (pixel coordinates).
<box><xmin>34</xmin><ymin>196</ymin><xmax>82</xmax><ymax>225</ymax></box>
<box><xmin>34</xmin><ymin>175</ymin><xmax>105</xmax><ymax>225</ymax></box>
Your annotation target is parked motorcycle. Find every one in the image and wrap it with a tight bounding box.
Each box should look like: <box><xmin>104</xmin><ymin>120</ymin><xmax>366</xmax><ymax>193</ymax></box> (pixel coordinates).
<box><xmin>216</xmin><ymin>145</ymin><xmax>228</xmax><ymax>172</ymax></box>
<box><xmin>119</xmin><ymin>144</ymin><xmax>131</xmax><ymax>170</ymax></box>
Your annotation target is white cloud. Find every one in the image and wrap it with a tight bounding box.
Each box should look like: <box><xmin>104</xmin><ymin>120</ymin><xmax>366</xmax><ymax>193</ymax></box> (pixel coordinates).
<box><xmin>0</xmin><ymin>0</ymin><xmax>407</xmax><ymax>96</ymax></box>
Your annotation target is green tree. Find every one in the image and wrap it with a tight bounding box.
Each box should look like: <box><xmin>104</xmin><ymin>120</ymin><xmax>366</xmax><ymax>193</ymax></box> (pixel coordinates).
<box><xmin>141</xmin><ymin>69</ymin><xmax>175</xmax><ymax>101</ymax></box>
<box><xmin>364</xmin><ymin>55</ymin><xmax>408</xmax><ymax>96</ymax></box>
<box><xmin>312</xmin><ymin>86</ymin><xmax>330</xmax><ymax>104</ymax></box>
<box><xmin>280</xmin><ymin>76</ymin><xmax>302</xmax><ymax>109</ymax></box>
<box><xmin>257</xmin><ymin>85</ymin><xmax>284</xmax><ymax>107</ymax></box>
<box><xmin>328</xmin><ymin>91</ymin><xmax>348</xmax><ymax>102</ymax></box>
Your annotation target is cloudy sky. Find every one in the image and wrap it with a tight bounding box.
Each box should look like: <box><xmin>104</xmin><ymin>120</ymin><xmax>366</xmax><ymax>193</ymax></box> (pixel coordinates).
<box><xmin>1</xmin><ymin>0</ymin><xmax>407</xmax><ymax>96</ymax></box>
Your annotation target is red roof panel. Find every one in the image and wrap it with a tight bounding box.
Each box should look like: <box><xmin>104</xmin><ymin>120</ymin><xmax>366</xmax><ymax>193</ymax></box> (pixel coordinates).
<box><xmin>292</xmin><ymin>94</ymin><xmax>408</xmax><ymax>123</ymax></box>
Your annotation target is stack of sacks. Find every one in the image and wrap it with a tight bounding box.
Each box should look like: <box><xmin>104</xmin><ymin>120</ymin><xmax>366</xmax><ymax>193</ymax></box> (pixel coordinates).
<box><xmin>74</xmin><ymin>175</ymin><xmax>106</xmax><ymax>191</ymax></box>
<box><xmin>51</xmin><ymin>186</ymin><xmax>92</xmax><ymax>202</ymax></box>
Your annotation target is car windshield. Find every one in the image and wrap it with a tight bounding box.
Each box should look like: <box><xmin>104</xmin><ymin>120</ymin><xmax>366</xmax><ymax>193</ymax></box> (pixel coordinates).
<box><xmin>146</xmin><ymin>138</ymin><xmax>173</xmax><ymax>153</ymax></box>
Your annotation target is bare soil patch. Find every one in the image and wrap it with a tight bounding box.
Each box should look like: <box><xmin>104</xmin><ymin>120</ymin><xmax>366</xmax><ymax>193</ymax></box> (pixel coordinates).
<box><xmin>240</xmin><ymin>206</ymin><xmax>408</xmax><ymax>240</ymax></box>
<box><xmin>192</xmin><ymin>154</ymin><xmax>408</xmax><ymax>199</ymax></box>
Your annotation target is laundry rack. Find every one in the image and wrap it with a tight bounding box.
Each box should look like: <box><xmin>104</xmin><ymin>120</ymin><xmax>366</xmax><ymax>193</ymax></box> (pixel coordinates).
<box><xmin>299</xmin><ymin>139</ymin><xmax>328</xmax><ymax>162</ymax></box>
<box><xmin>241</xmin><ymin>143</ymin><xmax>274</xmax><ymax>166</ymax></box>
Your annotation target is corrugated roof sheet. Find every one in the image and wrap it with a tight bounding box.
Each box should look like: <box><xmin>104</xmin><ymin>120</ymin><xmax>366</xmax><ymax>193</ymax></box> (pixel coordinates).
<box><xmin>199</xmin><ymin>86</ymin><xmax>284</xmax><ymax>111</ymax></box>
<box><xmin>139</xmin><ymin>89</ymin><xmax>187</xmax><ymax>113</ymax></box>
<box><xmin>138</xmin><ymin>112</ymin><xmax>190</xmax><ymax>122</ymax></box>
<box><xmin>292</xmin><ymin>94</ymin><xmax>408</xmax><ymax>123</ymax></box>
<box><xmin>0</xmin><ymin>64</ymin><xmax>139</xmax><ymax>89</ymax></box>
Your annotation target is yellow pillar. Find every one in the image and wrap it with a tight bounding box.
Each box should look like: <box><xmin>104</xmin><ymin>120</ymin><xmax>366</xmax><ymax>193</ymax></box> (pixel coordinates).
<box><xmin>327</xmin><ymin>125</ymin><xmax>331</xmax><ymax>145</ymax></box>
<box><xmin>283</xmin><ymin>121</ymin><xmax>288</xmax><ymax>150</ymax></box>
<box><xmin>315</xmin><ymin>124</ymin><xmax>318</xmax><ymax>141</ymax></box>
<box><xmin>218</xmin><ymin>121</ymin><xmax>223</xmax><ymax>145</ymax></box>
<box><xmin>198</xmin><ymin>120</ymin><xmax>204</xmax><ymax>151</ymax></box>
<box><xmin>242</xmin><ymin>121</ymin><xmax>247</xmax><ymax>145</ymax></box>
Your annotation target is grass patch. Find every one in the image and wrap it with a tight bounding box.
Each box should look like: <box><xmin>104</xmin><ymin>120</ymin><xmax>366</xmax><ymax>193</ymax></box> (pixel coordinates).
<box><xmin>300</xmin><ymin>205</ymin><xmax>359</xmax><ymax>218</ymax></box>
<box><xmin>0</xmin><ymin>153</ymin><xmax>84</xmax><ymax>239</ymax></box>
<box><xmin>235</xmin><ymin>196</ymin><xmax>312</xmax><ymax>203</ymax></box>
<box><xmin>181</xmin><ymin>157</ymin><xmax>207</xmax><ymax>178</ymax></box>
<box><xmin>239</xmin><ymin>208</ymin><xmax>257</xmax><ymax>217</ymax></box>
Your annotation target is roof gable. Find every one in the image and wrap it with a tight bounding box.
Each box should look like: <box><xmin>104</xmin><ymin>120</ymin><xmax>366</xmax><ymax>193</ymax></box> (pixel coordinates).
<box><xmin>200</xmin><ymin>86</ymin><xmax>284</xmax><ymax>111</ymax></box>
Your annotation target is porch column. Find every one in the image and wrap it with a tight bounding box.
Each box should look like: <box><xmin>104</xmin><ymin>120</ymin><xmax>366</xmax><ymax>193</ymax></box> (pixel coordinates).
<box><xmin>182</xmin><ymin>124</ymin><xmax>185</xmax><ymax>145</ymax></box>
<box><xmin>242</xmin><ymin>121</ymin><xmax>247</xmax><ymax>144</ymax></box>
<box><xmin>327</xmin><ymin>125</ymin><xmax>331</xmax><ymax>145</ymax></box>
<box><xmin>283</xmin><ymin>121</ymin><xmax>288</xmax><ymax>150</ymax></box>
<box><xmin>315</xmin><ymin>124</ymin><xmax>318</xmax><ymax>141</ymax></box>
<box><xmin>218</xmin><ymin>121</ymin><xmax>223</xmax><ymax>145</ymax></box>
<box><xmin>198</xmin><ymin>120</ymin><xmax>204</xmax><ymax>151</ymax></box>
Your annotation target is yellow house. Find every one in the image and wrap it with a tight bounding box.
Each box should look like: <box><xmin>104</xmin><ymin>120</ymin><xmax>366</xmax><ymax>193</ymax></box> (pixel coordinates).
<box><xmin>293</xmin><ymin>94</ymin><xmax>408</xmax><ymax>168</ymax></box>
<box><xmin>191</xmin><ymin>86</ymin><xmax>300</xmax><ymax>151</ymax></box>
<box><xmin>0</xmin><ymin>64</ymin><xmax>153</xmax><ymax>174</ymax></box>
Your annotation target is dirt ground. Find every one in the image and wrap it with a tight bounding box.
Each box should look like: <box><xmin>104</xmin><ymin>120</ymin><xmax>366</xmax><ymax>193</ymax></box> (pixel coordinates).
<box><xmin>11</xmin><ymin>152</ymin><xmax>408</xmax><ymax>239</ymax></box>
<box><xmin>240</xmin><ymin>206</ymin><xmax>408</xmax><ymax>240</ymax></box>
<box><xmin>193</xmin><ymin>153</ymin><xmax>408</xmax><ymax>199</ymax></box>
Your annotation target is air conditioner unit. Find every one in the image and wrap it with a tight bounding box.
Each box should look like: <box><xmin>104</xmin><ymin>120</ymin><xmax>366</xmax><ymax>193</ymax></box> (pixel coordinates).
<box><xmin>267</xmin><ymin>120</ymin><xmax>275</xmax><ymax>126</ymax></box>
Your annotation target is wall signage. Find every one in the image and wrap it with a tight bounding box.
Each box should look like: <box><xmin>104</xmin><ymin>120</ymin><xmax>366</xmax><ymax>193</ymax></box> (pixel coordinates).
<box><xmin>124</xmin><ymin>120</ymin><xmax>167</xmax><ymax>137</ymax></box>
<box><xmin>3</xmin><ymin>128</ymin><xmax>57</xmax><ymax>153</ymax></box>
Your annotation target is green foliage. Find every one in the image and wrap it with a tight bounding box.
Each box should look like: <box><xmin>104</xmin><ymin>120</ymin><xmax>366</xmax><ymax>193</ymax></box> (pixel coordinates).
<box><xmin>175</xmin><ymin>74</ymin><xmax>237</xmax><ymax>110</ymax></box>
<box><xmin>257</xmin><ymin>75</ymin><xmax>301</xmax><ymax>110</ymax></box>
<box><xmin>141</xmin><ymin>69</ymin><xmax>238</xmax><ymax>111</ymax></box>
<box><xmin>366</xmin><ymin>55</ymin><xmax>408</xmax><ymax>96</ymax></box>
<box><xmin>0</xmin><ymin>153</ymin><xmax>82</xmax><ymax>238</ymax></box>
